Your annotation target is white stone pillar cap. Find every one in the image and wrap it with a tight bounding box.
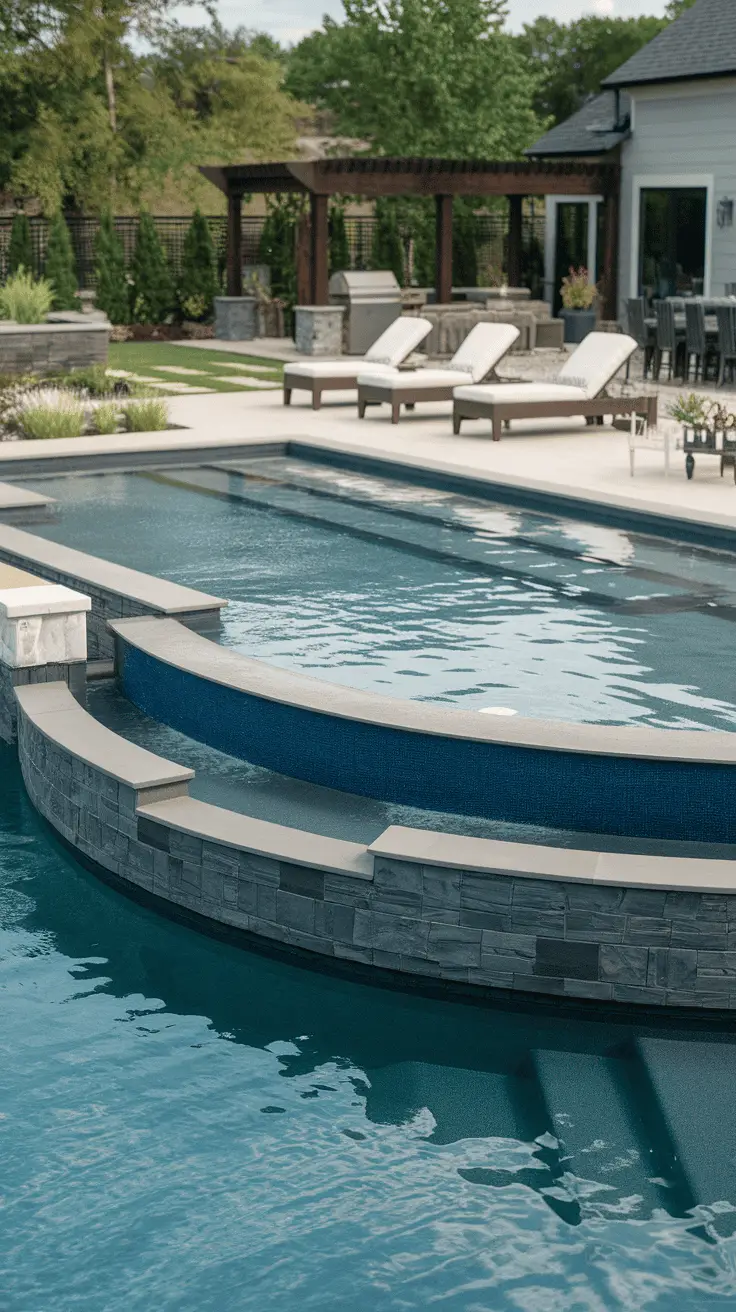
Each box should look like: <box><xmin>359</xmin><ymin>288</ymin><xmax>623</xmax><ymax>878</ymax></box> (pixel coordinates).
<box><xmin>0</xmin><ymin>584</ymin><xmax>92</xmax><ymax>619</ymax></box>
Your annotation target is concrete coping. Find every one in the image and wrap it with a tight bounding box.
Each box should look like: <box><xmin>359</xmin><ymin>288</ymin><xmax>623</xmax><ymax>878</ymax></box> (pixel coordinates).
<box><xmin>0</xmin><ymin>321</ymin><xmax>109</xmax><ymax>335</ymax></box>
<box><xmin>0</xmin><ymin>584</ymin><xmax>91</xmax><ymax>619</ymax></box>
<box><xmin>15</xmin><ymin>682</ymin><xmax>193</xmax><ymax>791</ymax></box>
<box><xmin>111</xmin><ymin>615</ymin><xmax>736</xmax><ymax>766</ymax></box>
<box><xmin>138</xmin><ymin>794</ymin><xmax>374</xmax><ymax>880</ymax></box>
<box><xmin>0</xmin><ymin>524</ymin><xmax>226</xmax><ymax>616</ymax></box>
<box><xmin>370</xmin><ymin>824</ymin><xmax>736</xmax><ymax>895</ymax></box>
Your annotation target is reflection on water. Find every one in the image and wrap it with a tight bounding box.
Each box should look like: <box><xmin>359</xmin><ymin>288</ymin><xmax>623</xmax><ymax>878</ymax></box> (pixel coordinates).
<box><xmin>3</xmin><ymin>745</ymin><xmax>736</xmax><ymax>1309</ymax></box>
<box><xmin>22</xmin><ymin>463</ymin><xmax>736</xmax><ymax>731</ymax></box>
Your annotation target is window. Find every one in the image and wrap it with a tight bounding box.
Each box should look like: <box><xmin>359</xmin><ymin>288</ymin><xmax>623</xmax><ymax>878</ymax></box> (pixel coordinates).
<box><xmin>639</xmin><ymin>188</ymin><xmax>707</xmax><ymax>300</ymax></box>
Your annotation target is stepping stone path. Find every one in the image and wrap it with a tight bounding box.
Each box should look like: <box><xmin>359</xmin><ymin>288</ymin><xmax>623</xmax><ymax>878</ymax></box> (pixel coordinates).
<box><xmin>154</xmin><ymin>365</ymin><xmax>212</xmax><ymax>376</ymax></box>
<box><xmin>213</xmin><ymin>377</ymin><xmax>279</xmax><ymax>389</ymax></box>
<box><xmin>215</xmin><ymin>362</ymin><xmax>277</xmax><ymax>374</ymax></box>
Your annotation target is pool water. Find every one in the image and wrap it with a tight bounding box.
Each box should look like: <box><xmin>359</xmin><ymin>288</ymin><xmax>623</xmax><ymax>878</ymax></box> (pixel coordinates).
<box><xmin>25</xmin><ymin>459</ymin><xmax>736</xmax><ymax>730</ymax></box>
<box><xmin>5</xmin><ymin>741</ymin><xmax>736</xmax><ymax>1309</ymax></box>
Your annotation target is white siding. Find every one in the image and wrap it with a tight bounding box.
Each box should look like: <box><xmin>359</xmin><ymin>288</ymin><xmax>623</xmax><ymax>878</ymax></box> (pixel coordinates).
<box><xmin>619</xmin><ymin>79</ymin><xmax>736</xmax><ymax>312</ymax></box>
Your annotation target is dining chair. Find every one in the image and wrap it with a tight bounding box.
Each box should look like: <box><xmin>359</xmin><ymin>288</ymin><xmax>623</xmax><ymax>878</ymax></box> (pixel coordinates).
<box><xmin>716</xmin><ymin>305</ymin><xmax>736</xmax><ymax>386</ymax></box>
<box><xmin>625</xmin><ymin>297</ymin><xmax>655</xmax><ymax>380</ymax></box>
<box><xmin>684</xmin><ymin>301</ymin><xmax>713</xmax><ymax>382</ymax></box>
<box><xmin>654</xmin><ymin>300</ymin><xmax>685</xmax><ymax>381</ymax></box>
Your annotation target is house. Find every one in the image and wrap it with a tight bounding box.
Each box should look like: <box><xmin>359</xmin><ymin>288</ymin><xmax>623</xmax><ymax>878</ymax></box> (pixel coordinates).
<box><xmin>527</xmin><ymin>0</ymin><xmax>736</xmax><ymax>315</ymax></box>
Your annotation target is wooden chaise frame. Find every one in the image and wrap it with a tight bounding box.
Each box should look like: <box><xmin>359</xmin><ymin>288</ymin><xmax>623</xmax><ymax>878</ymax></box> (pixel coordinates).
<box><xmin>452</xmin><ymin>391</ymin><xmax>658</xmax><ymax>442</ymax></box>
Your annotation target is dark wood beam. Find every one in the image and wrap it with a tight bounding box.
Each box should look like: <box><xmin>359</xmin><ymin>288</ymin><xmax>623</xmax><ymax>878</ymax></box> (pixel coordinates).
<box><xmin>226</xmin><ymin>191</ymin><xmax>242</xmax><ymax>297</ymax></box>
<box><xmin>296</xmin><ymin>212</ymin><xmax>311</xmax><ymax>306</ymax></box>
<box><xmin>435</xmin><ymin>194</ymin><xmax>453</xmax><ymax>304</ymax></box>
<box><xmin>310</xmin><ymin>192</ymin><xmax>329</xmax><ymax>305</ymax></box>
<box><xmin>507</xmin><ymin>195</ymin><xmax>523</xmax><ymax>287</ymax></box>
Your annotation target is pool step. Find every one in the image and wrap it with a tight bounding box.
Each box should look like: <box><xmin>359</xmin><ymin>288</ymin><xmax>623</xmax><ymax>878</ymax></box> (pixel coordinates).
<box><xmin>365</xmin><ymin>1060</ymin><xmax>542</xmax><ymax>1146</ymax></box>
<box><xmin>631</xmin><ymin>1036</ymin><xmax>736</xmax><ymax>1230</ymax></box>
<box><xmin>532</xmin><ymin>1047</ymin><xmax>662</xmax><ymax>1217</ymax></box>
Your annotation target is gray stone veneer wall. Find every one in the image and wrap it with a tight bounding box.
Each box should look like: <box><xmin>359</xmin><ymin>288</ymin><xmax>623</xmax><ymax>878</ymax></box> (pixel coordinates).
<box><xmin>16</xmin><ymin>682</ymin><xmax>736</xmax><ymax>1012</ymax></box>
<box><xmin>0</xmin><ymin>661</ymin><xmax>85</xmax><ymax>743</ymax></box>
<box><xmin>0</xmin><ymin>322</ymin><xmax>108</xmax><ymax>374</ymax></box>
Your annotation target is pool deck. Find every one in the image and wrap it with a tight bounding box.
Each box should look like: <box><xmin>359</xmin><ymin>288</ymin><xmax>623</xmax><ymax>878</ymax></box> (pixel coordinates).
<box><xmin>0</xmin><ymin>384</ymin><xmax>735</xmax><ymax>537</ymax></box>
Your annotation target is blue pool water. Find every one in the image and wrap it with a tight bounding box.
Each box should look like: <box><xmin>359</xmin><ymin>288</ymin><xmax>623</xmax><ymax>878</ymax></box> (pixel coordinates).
<box><xmin>23</xmin><ymin>459</ymin><xmax>736</xmax><ymax>731</ymax></box>
<box><xmin>5</xmin><ymin>741</ymin><xmax>736</xmax><ymax>1309</ymax></box>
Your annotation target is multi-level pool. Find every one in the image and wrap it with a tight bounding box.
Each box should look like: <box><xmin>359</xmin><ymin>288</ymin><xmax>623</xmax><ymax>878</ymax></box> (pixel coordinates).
<box><xmin>24</xmin><ymin>458</ymin><xmax>736</xmax><ymax>731</ymax></box>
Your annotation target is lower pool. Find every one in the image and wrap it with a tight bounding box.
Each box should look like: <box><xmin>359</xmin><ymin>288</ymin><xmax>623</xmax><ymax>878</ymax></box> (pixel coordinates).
<box><xmin>4</xmin><ymin>741</ymin><xmax>736</xmax><ymax>1309</ymax></box>
<box><xmin>24</xmin><ymin>457</ymin><xmax>736</xmax><ymax>729</ymax></box>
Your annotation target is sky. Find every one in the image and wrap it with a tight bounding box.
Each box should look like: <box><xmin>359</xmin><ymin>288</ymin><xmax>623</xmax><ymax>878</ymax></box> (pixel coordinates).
<box><xmin>203</xmin><ymin>0</ymin><xmax>670</xmax><ymax>47</ymax></box>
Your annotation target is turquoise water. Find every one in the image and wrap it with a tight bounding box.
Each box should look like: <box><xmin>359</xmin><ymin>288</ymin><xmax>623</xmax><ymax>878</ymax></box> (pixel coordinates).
<box><xmin>24</xmin><ymin>459</ymin><xmax>736</xmax><ymax>731</ymax></box>
<box><xmin>5</xmin><ymin>740</ymin><xmax>736</xmax><ymax>1308</ymax></box>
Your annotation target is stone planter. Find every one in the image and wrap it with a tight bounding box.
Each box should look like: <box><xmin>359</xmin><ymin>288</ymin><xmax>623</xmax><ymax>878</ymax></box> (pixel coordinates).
<box><xmin>214</xmin><ymin>296</ymin><xmax>258</xmax><ymax>341</ymax></box>
<box><xmin>559</xmin><ymin>308</ymin><xmax>596</xmax><ymax>344</ymax></box>
<box><xmin>294</xmin><ymin>305</ymin><xmax>345</xmax><ymax>356</ymax></box>
<box><xmin>0</xmin><ymin>321</ymin><xmax>109</xmax><ymax>375</ymax></box>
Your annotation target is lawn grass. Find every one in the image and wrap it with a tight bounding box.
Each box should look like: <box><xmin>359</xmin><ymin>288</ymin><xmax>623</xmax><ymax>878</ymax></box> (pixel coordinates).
<box><xmin>107</xmin><ymin>342</ymin><xmax>284</xmax><ymax>393</ymax></box>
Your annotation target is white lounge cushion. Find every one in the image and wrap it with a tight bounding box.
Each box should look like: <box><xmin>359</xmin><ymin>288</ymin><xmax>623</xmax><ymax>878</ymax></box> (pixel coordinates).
<box><xmin>557</xmin><ymin>331</ymin><xmax>637</xmax><ymax>398</ymax></box>
<box><xmin>285</xmin><ymin>360</ymin><xmax>398</xmax><ymax>381</ymax></box>
<box><xmin>453</xmin><ymin>381</ymin><xmax>588</xmax><ymax>404</ymax></box>
<box><xmin>363</xmin><ymin>315</ymin><xmax>433</xmax><ymax>365</ymax></box>
<box><xmin>357</xmin><ymin>367</ymin><xmax>475</xmax><ymax>392</ymax></box>
<box><xmin>448</xmin><ymin>322</ymin><xmax>520</xmax><ymax>382</ymax></box>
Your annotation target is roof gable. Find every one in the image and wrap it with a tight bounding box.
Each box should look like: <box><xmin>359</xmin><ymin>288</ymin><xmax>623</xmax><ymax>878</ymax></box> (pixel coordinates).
<box><xmin>603</xmin><ymin>0</ymin><xmax>736</xmax><ymax>88</ymax></box>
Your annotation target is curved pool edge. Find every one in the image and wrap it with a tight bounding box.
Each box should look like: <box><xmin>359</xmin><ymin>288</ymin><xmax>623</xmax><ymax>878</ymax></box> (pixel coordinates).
<box><xmin>15</xmin><ymin>680</ymin><xmax>736</xmax><ymax>1013</ymax></box>
<box><xmin>111</xmin><ymin>615</ymin><xmax>736</xmax><ymax>844</ymax></box>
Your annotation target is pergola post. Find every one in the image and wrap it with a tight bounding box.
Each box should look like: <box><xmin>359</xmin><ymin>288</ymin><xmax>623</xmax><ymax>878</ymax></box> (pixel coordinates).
<box><xmin>601</xmin><ymin>180</ymin><xmax>620</xmax><ymax>321</ymax></box>
<box><xmin>435</xmin><ymin>194</ymin><xmax>453</xmax><ymax>304</ymax></box>
<box><xmin>507</xmin><ymin>195</ymin><xmax>523</xmax><ymax>288</ymax></box>
<box><xmin>226</xmin><ymin>191</ymin><xmax>242</xmax><ymax>297</ymax></box>
<box><xmin>296</xmin><ymin>211</ymin><xmax>311</xmax><ymax>305</ymax></box>
<box><xmin>310</xmin><ymin>193</ymin><xmax>329</xmax><ymax>305</ymax></box>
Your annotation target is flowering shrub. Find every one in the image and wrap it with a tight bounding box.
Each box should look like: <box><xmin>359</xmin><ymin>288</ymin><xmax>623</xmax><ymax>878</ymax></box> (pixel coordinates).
<box><xmin>560</xmin><ymin>267</ymin><xmax>597</xmax><ymax>311</ymax></box>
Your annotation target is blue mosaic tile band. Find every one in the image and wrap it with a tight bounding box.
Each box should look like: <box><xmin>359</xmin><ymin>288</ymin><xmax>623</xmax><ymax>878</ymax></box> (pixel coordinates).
<box><xmin>119</xmin><ymin>642</ymin><xmax>736</xmax><ymax>844</ymax></box>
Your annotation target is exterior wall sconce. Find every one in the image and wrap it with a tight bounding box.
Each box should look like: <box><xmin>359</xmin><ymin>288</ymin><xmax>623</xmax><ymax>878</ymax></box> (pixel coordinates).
<box><xmin>717</xmin><ymin>198</ymin><xmax>734</xmax><ymax>228</ymax></box>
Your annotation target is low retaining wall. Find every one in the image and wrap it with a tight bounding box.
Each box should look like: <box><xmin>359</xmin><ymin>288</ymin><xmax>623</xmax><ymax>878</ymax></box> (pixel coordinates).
<box><xmin>0</xmin><ymin>525</ymin><xmax>225</xmax><ymax>658</ymax></box>
<box><xmin>0</xmin><ymin>321</ymin><xmax>108</xmax><ymax>373</ymax></box>
<box><xmin>16</xmin><ymin>680</ymin><xmax>736</xmax><ymax>1010</ymax></box>
<box><xmin>112</xmin><ymin>616</ymin><xmax>736</xmax><ymax>845</ymax></box>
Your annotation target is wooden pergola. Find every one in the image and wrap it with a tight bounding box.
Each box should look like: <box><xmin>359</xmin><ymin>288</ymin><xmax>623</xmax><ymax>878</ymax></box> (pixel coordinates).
<box><xmin>201</xmin><ymin>156</ymin><xmax>620</xmax><ymax>319</ymax></box>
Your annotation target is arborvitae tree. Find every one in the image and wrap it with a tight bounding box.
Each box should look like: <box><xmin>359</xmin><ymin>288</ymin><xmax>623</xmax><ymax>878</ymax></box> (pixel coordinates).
<box><xmin>44</xmin><ymin>213</ymin><xmax>79</xmax><ymax>308</ymax></box>
<box><xmin>328</xmin><ymin>203</ymin><xmax>350</xmax><ymax>276</ymax></box>
<box><xmin>370</xmin><ymin>200</ymin><xmax>404</xmax><ymax>286</ymax></box>
<box><xmin>452</xmin><ymin>201</ymin><xmax>478</xmax><ymax>289</ymax></box>
<box><xmin>130</xmin><ymin>211</ymin><xmax>174</xmax><ymax>323</ymax></box>
<box><xmin>94</xmin><ymin>212</ymin><xmax>129</xmax><ymax>323</ymax></box>
<box><xmin>258</xmin><ymin>196</ymin><xmax>298</xmax><ymax>306</ymax></box>
<box><xmin>179</xmin><ymin>209</ymin><xmax>217</xmax><ymax>320</ymax></box>
<box><xmin>7</xmin><ymin>214</ymin><xmax>33</xmax><ymax>276</ymax></box>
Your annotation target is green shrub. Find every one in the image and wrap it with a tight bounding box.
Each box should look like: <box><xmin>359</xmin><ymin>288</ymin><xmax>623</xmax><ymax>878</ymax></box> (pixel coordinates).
<box><xmin>370</xmin><ymin>200</ymin><xmax>405</xmax><ymax>285</ymax></box>
<box><xmin>58</xmin><ymin>364</ymin><xmax>112</xmax><ymax>396</ymax></box>
<box><xmin>130</xmin><ymin>212</ymin><xmax>174</xmax><ymax>324</ymax></box>
<box><xmin>92</xmin><ymin>401</ymin><xmax>120</xmax><ymax>434</ymax></box>
<box><xmin>94</xmin><ymin>212</ymin><xmax>129</xmax><ymax>324</ymax></box>
<box><xmin>258</xmin><ymin>196</ymin><xmax>299</xmax><ymax>311</ymax></box>
<box><xmin>0</xmin><ymin>270</ymin><xmax>54</xmax><ymax>323</ymax></box>
<box><xmin>7</xmin><ymin>214</ymin><xmax>33</xmax><ymax>276</ymax></box>
<box><xmin>121</xmin><ymin>397</ymin><xmax>168</xmax><ymax>431</ymax></box>
<box><xmin>15</xmin><ymin>389</ymin><xmax>85</xmax><ymax>440</ymax></box>
<box><xmin>179</xmin><ymin>210</ymin><xmax>217</xmax><ymax>321</ymax></box>
<box><xmin>44</xmin><ymin>213</ymin><xmax>79</xmax><ymax>310</ymax></box>
<box><xmin>328</xmin><ymin>203</ymin><xmax>350</xmax><ymax>276</ymax></box>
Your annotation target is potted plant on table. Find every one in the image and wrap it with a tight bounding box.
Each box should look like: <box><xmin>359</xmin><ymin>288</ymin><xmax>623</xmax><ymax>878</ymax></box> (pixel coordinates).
<box><xmin>559</xmin><ymin>266</ymin><xmax>597</xmax><ymax>344</ymax></box>
<box><xmin>669</xmin><ymin>393</ymin><xmax>736</xmax><ymax>479</ymax></box>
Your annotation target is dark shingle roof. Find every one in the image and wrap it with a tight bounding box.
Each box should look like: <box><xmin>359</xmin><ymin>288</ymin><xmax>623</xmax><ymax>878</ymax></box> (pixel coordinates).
<box><xmin>525</xmin><ymin>91</ymin><xmax>630</xmax><ymax>158</ymax></box>
<box><xmin>603</xmin><ymin>0</ymin><xmax>736</xmax><ymax>87</ymax></box>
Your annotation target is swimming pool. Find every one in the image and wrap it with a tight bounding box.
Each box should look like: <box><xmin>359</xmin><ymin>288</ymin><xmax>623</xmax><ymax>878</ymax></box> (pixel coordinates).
<box><xmin>24</xmin><ymin>456</ymin><xmax>736</xmax><ymax>730</ymax></box>
<box><xmin>4</xmin><ymin>737</ymin><xmax>736</xmax><ymax>1309</ymax></box>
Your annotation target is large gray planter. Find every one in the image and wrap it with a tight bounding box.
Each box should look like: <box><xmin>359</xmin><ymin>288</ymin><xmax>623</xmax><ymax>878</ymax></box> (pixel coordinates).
<box><xmin>214</xmin><ymin>296</ymin><xmax>258</xmax><ymax>341</ymax></box>
<box><xmin>0</xmin><ymin>321</ymin><xmax>109</xmax><ymax>375</ymax></box>
<box><xmin>294</xmin><ymin>305</ymin><xmax>345</xmax><ymax>356</ymax></box>
<box><xmin>559</xmin><ymin>309</ymin><xmax>596</xmax><ymax>344</ymax></box>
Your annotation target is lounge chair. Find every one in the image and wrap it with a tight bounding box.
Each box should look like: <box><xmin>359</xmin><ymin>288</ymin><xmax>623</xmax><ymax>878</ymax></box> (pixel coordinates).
<box><xmin>282</xmin><ymin>316</ymin><xmax>432</xmax><ymax>410</ymax></box>
<box><xmin>452</xmin><ymin>332</ymin><xmax>656</xmax><ymax>441</ymax></box>
<box><xmin>356</xmin><ymin>322</ymin><xmax>520</xmax><ymax>424</ymax></box>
